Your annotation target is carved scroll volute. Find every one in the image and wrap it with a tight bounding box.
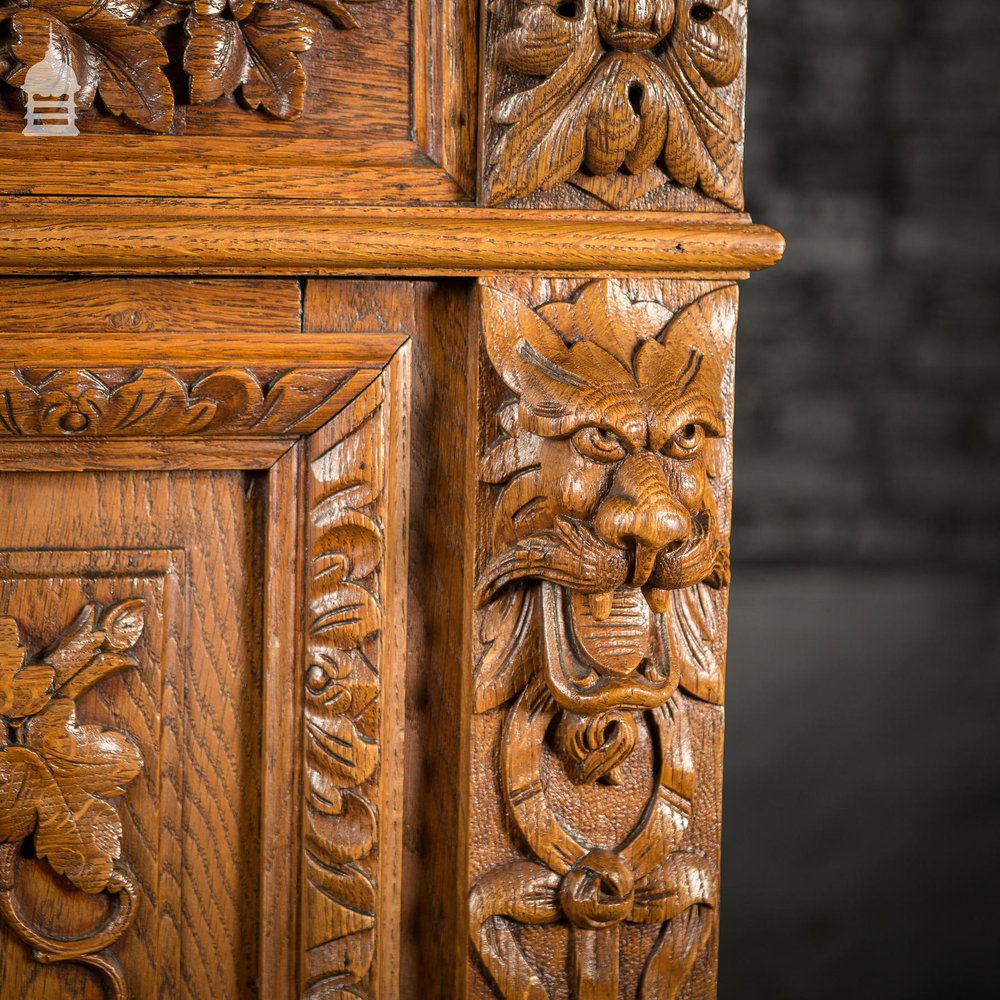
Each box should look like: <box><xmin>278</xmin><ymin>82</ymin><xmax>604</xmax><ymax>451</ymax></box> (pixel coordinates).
<box><xmin>480</xmin><ymin>0</ymin><xmax>745</xmax><ymax>209</ymax></box>
<box><xmin>469</xmin><ymin>279</ymin><xmax>736</xmax><ymax>999</ymax></box>
<box><xmin>0</xmin><ymin>601</ymin><xmax>146</xmax><ymax>999</ymax></box>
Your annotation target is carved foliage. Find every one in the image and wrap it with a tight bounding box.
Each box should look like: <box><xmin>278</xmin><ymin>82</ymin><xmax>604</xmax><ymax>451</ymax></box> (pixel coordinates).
<box><xmin>0</xmin><ymin>0</ymin><xmax>380</xmax><ymax>129</ymax></box>
<box><xmin>470</xmin><ymin>280</ymin><xmax>735</xmax><ymax>997</ymax></box>
<box><xmin>302</xmin><ymin>376</ymin><xmax>387</xmax><ymax>996</ymax></box>
<box><xmin>482</xmin><ymin>0</ymin><xmax>744</xmax><ymax>209</ymax></box>
<box><xmin>0</xmin><ymin>366</ymin><xmax>358</xmax><ymax>436</ymax></box>
<box><xmin>0</xmin><ymin>601</ymin><xmax>145</xmax><ymax>998</ymax></box>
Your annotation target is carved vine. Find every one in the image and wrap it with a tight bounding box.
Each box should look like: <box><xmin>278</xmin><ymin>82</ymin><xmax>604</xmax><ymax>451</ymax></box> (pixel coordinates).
<box><xmin>483</xmin><ymin>0</ymin><xmax>744</xmax><ymax>209</ymax></box>
<box><xmin>302</xmin><ymin>377</ymin><xmax>386</xmax><ymax>995</ymax></box>
<box><xmin>0</xmin><ymin>601</ymin><xmax>146</xmax><ymax>999</ymax></box>
<box><xmin>0</xmin><ymin>366</ymin><xmax>358</xmax><ymax>436</ymax></box>
<box><xmin>470</xmin><ymin>280</ymin><xmax>734</xmax><ymax>998</ymax></box>
<box><xmin>0</xmin><ymin>0</ymin><xmax>381</xmax><ymax>131</ymax></box>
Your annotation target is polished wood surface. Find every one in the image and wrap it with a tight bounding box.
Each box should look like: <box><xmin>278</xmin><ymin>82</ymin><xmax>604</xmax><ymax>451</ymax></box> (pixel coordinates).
<box><xmin>0</xmin><ymin>0</ymin><xmax>779</xmax><ymax>995</ymax></box>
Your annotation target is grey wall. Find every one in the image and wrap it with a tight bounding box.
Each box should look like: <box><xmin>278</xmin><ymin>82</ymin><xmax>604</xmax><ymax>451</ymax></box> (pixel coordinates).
<box><xmin>719</xmin><ymin>2</ymin><xmax>1000</xmax><ymax>996</ymax></box>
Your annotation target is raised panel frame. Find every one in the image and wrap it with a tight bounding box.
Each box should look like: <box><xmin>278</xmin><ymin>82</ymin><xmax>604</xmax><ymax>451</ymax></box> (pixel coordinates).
<box><xmin>0</xmin><ymin>329</ymin><xmax>410</xmax><ymax>999</ymax></box>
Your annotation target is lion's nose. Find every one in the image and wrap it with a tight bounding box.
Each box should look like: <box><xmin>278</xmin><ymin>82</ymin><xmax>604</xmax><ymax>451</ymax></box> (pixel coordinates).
<box><xmin>594</xmin><ymin>453</ymin><xmax>691</xmax><ymax>586</ymax></box>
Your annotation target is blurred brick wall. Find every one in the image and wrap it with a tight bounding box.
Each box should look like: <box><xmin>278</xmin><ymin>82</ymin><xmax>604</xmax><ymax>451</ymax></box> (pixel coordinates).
<box><xmin>734</xmin><ymin>0</ymin><xmax>1000</xmax><ymax>570</ymax></box>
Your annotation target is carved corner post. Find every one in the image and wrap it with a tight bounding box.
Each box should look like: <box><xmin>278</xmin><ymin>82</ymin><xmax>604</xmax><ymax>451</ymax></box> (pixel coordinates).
<box><xmin>461</xmin><ymin>3</ymin><xmax>771</xmax><ymax>997</ymax></box>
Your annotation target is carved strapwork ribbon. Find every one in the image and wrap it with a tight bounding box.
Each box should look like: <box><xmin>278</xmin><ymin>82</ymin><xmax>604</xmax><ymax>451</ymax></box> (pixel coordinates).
<box><xmin>0</xmin><ymin>601</ymin><xmax>147</xmax><ymax>999</ymax></box>
<box><xmin>468</xmin><ymin>278</ymin><xmax>736</xmax><ymax>999</ymax></box>
<box><xmin>480</xmin><ymin>0</ymin><xmax>746</xmax><ymax>209</ymax></box>
<box><xmin>300</xmin><ymin>347</ymin><xmax>409</xmax><ymax>998</ymax></box>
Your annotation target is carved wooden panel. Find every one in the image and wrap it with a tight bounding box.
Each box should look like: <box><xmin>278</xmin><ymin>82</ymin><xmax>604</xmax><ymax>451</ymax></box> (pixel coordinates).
<box><xmin>468</xmin><ymin>276</ymin><xmax>736</xmax><ymax>998</ymax></box>
<box><xmin>0</xmin><ymin>289</ymin><xmax>412</xmax><ymax>998</ymax></box>
<box><xmin>480</xmin><ymin>1</ymin><xmax>746</xmax><ymax>210</ymax></box>
<box><xmin>0</xmin><ymin>1</ymin><xmax>476</xmax><ymax>200</ymax></box>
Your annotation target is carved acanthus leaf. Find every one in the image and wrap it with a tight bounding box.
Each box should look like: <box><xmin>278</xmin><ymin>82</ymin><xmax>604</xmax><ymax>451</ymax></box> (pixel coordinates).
<box><xmin>484</xmin><ymin>0</ymin><xmax>744</xmax><ymax>209</ymax></box>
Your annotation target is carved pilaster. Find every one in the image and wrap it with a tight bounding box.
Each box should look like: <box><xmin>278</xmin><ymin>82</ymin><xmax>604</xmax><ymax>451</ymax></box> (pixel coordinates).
<box><xmin>468</xmin><ymin>278</ymin><xmax>736</xmax><ymax>998</ymax></box>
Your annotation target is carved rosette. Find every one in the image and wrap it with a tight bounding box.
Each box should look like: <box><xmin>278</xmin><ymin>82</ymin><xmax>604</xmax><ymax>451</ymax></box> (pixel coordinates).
<box><xmin>482</xmin><ymin>0</ymin><xmax>745</xmax><ymax>209</ymax></box>
<box><xmin>0</xmin><ymin>601</ymin><xmax>146</xmax><ymax>999</ymax></box>
<box><xmin>301</xmin><ymin>374</ymin><xmax>390</xmax><ymax>996</ymax></box>
<box><xmin>470</xmin><ymin>279</ymin><xmax>736</xmax><ymax>998</ymax></box>
<box><xmin>0</xmin><ymin>0</ymin><xmax>382</xmax><ymax>130</ymax></box>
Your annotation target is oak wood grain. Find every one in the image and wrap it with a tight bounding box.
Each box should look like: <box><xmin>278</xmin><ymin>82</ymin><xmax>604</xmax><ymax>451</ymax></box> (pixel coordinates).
<box><xmin>0</xmin><ymin>201</ymin><xmax>784</xmax><ymax>276</ymax></box>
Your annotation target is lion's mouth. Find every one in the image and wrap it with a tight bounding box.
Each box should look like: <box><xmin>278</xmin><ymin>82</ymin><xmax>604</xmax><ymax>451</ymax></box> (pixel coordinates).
<box><xmin>476</xmin><ymin>518</ymin><xmax>717</xmax><ymax>614</ymax></box>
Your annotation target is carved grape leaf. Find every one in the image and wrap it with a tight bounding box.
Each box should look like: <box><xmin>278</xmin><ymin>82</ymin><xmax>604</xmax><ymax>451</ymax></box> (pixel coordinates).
<box><xmin>0</xmin><ymin>618</ymin><xmax>54</xmax><ymax>719</ymax></box>
<box><xmin>486</xmin><ymin>0</ymin><xmax>744</xmax><ymax>208</ymax></box>
<box><xmin>13</xmin><ymin>699</ymin><xmax>143</xmax><ymax>893</ymax></box>
<box><xmin>0</xmin><ymin>603</ymin><xmax>146</xmax><ymax>894</ymax></box>
<box><xmin>4</xmin><ymin>0</ymin><xmax>174</xmax><ymax>132</ymax></box>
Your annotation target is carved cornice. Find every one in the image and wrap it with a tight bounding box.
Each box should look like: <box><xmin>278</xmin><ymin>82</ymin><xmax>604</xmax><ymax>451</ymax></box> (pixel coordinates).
<box><xmin>0</xmin><ymin>0</ymin><xmax>383</xmax><ymax>131</ymax></box>
<box><xmin>0</xmin><ymin>601</ymin><xmax>146</xmax><ymax>998</ymax></box>
<box><xmin>470</xmin><ymin>279</ymin><xmax>734</xmax><ymax>997</ymax></box>
<box><xmin>481</xmin><ymin>0</ymin><xmax>745</xmax><ymax>210</ymax></box>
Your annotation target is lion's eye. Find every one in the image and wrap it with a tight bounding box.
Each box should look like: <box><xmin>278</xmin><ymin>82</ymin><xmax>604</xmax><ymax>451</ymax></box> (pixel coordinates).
<box><xmin>664</xmin><ymin>423</ymin><xmax>706</xmax><ymax>458</ymax></box>
<box><xmin>572</xmin><ymin>426</ymin><xmax>627</xmax><ymax>463</ymax></box>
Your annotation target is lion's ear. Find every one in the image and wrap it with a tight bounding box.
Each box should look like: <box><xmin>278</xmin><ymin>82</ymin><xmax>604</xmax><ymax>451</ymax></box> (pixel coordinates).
<box><xmin>480</xmin><ymin>285</ymin><xmax>585</xmax><ymax>415</ymax></box>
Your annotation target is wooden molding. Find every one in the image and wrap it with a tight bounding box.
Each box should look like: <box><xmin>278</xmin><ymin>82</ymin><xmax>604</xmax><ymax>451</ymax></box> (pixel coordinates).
<box><xmin>0</xmin><ymin>200</ymin><xmax>784</xmax><ymax>276</ymax></box>
<box><xmin>468</xmin><ymin>277</ymin><xmax>733</xmax><ymax>997</ymax></box>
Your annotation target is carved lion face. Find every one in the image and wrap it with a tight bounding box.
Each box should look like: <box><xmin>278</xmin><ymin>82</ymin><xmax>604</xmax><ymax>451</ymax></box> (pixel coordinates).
<box><xmin>476</xmin><ymin>281</ymin><xmax>733</xmax><ymax>723</ymax></box>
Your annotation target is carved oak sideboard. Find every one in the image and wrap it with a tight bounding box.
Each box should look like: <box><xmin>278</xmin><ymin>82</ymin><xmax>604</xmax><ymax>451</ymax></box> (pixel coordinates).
<box><xmin>0</xmin><ymin>2</ymin><xmax>783</xmax><ymax>998</ymax></box>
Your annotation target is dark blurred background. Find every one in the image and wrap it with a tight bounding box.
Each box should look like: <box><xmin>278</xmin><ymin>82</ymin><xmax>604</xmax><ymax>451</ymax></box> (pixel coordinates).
<box><xmin>720</xmin><ymin>2</ymin><xmax>1000</xmax><ymax>997</ymax></box>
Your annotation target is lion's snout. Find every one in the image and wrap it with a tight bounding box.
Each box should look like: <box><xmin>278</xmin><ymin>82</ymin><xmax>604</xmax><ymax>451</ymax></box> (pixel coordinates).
<box><xmin>594</xmin><ymin>453</ymin><xmax>693</xmax><ymax>586</ymax></box>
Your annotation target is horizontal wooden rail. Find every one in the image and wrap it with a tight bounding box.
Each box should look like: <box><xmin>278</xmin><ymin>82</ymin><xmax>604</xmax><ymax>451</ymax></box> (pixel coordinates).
<box><xmin>0</xmin><ymin>200</ymin><xmax>785</xmax><ymax>277</ymax></box>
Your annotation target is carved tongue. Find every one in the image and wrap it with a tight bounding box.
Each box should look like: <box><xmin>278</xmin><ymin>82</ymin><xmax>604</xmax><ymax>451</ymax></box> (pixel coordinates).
<box><xmin>569</xmin><ymin>588</ymin><xmax>652</xmax><ymax>676</ymax></box>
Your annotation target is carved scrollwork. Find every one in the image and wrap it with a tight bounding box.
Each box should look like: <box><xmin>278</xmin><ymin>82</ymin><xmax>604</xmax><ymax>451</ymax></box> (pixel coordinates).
<box><xmin>0</xmin><ymin>366</ymin><xmax>360</xmax><ymax>436</ymax></box>
<box><xmin>471</xmin><ymin>279</ymin><xmax>735</xmax><ymax>998</ymax></box>
<box><xmin>0</xmin><ymin>0</ymin><xmax>381</xmax><ymax>130</ymax></box>
<box><xmin>482</xmin><ymin>0</ymin><xmax>744</xmax><ymax>209</ymax></box>
<box><xmin>302</xmin><ymin>375</ymin><xmax>388</xmax><ymax>996</ymax></box>
<box><xmin>0</xmin><ymin>601</ymin><xmax>146</xmax><ymax>999</ymax></box>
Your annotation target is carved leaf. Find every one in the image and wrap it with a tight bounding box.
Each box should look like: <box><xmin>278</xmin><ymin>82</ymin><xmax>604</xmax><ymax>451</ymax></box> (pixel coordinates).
<box><xmin>669</xmin><ymin>583</ymin><xmax>724</xmax><ymax>704</ymax></box>
<box><xmin>183</xmin><ymin>13</ymin><xmax>250</xmax><ymax>106</ymax></box>
<box><xmin>0</xmin><ymin>617</ymin><xmax>54</xmax><ymax>719</ymax></box>
<box><xmin>474</xmin><ymin>586</ymin><xmax>539</xmax><ymax>713</ymax></box>
<box><xmin>8</xmin><ymin>0</ymin><xmax>174</xmax><ymax>132</ymax></box>
<box><xmin>486</xmin><ymin>0</ymin><xmax>744</xmax><ymax>208</ymax></box>
<box><xmin>19</xmin><ymin>697</ymin><xmax>143</xmax><ymax>893</ymax></box>
<box><xmin>301</xmin><ymin>0</ymin><xmax>378</xmax><ymax>31</ymax></box>
<box><xmin>306</xmin><ymin>710</ymin><xmax>378</xmax><ymax>790</ymax></box>
<box><xmin>239</xmin><ymin>2</ymin><xmax>317</xmax><ymax>120</ymax></box>
<box><xmin>639</xmin><ymin>904</ymin><xmax>716</xmax><ymax>999</ymax></box>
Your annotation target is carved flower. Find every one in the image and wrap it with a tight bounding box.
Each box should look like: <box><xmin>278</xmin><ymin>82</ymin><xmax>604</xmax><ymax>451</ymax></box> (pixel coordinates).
<box><xmin>485</xmin><ymin>0</ymin><xmax>744</xmax><ymax>208</ymax></box>
<box><xmin>0</xmin><ymin>602</ymin><xmax>145</xmax><ymax>894</ymax></box>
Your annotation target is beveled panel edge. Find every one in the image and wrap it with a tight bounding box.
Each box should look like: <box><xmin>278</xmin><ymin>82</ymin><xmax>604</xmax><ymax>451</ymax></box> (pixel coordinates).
<box><xmin>0</xmin><ymin>201</ymin><xmax>785</xmax><ymax>276</ymax></box>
